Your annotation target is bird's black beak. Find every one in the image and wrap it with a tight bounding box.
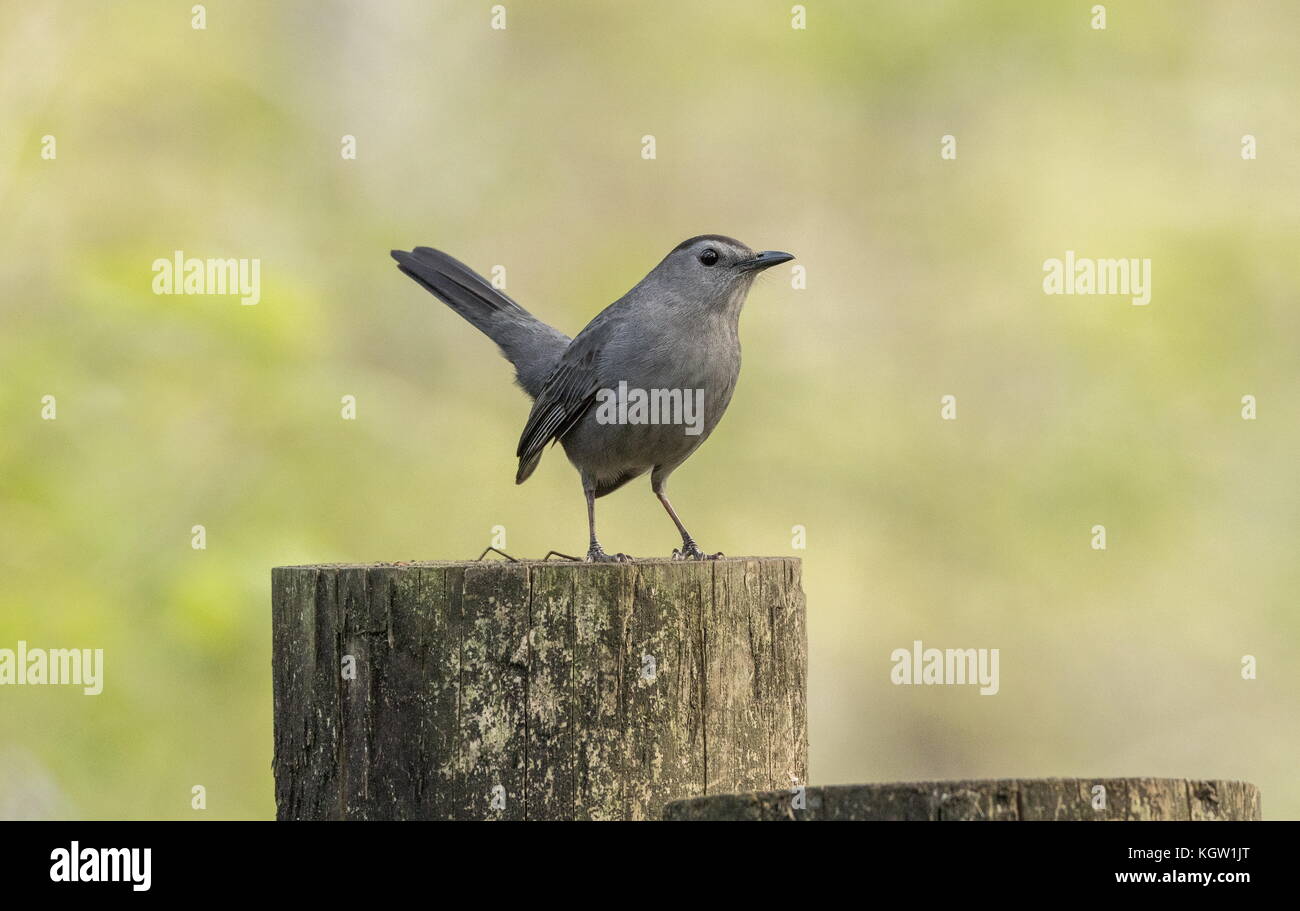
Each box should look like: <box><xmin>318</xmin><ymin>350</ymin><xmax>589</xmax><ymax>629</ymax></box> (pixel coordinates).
<box><xmin>739</xmin><ymin>250</ymin><xmax>795</xmax><ymax>272</ymax></box>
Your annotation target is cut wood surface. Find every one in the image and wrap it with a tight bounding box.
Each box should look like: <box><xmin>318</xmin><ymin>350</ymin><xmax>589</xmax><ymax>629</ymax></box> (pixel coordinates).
<box><xmin>663</xmin><ymin>778</ymin><xmax>1262</xmax><ymax>820</ymax></box>
<box><xmin>272</xmin><ymin>558</ymin><xmax>807</xmax><ymax>820</ymax></box>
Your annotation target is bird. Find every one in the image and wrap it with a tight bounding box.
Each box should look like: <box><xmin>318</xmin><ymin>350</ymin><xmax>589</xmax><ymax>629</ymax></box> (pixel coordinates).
<box><xmin>390</xmin><ymin>235</ymin><xmax>794</xmax><ymax>562</ymax></box>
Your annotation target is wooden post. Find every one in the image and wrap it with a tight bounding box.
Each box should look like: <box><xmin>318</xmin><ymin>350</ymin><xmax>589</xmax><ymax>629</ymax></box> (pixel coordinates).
<box><xmin>272</xmin><ymin>558</ymin><xmax>807</xmax><ymax>820</ymax></box>
<box><xmin>663</xmin><ymin>778</ymin><xmax>1262</xmax><ymax>820</ymax></box>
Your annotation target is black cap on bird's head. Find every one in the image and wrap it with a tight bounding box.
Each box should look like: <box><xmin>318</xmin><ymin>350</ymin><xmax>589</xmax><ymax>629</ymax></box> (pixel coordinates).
<box><xmin>652</xmin><ymin>235</ymin><xmax>795</xmax><ymax>300</ymax></box>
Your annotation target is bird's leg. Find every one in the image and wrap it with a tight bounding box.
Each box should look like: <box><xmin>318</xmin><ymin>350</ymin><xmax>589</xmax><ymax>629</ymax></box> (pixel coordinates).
<box><xmin>584</xmin><ymin>484</ymin><xmax>629</xmax><ymax>563</ymax></box>
<box><xmin>655</xmin><ymin>489</ymin><xmax>723</xmax><ymax>561</ymax></box>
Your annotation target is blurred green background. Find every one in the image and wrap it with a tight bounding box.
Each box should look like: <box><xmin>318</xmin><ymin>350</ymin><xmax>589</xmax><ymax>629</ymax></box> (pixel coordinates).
<box><xmin>1</xmin><ymin>0</ymin><xmax>1297</xmax><ymax>820</ymax></box>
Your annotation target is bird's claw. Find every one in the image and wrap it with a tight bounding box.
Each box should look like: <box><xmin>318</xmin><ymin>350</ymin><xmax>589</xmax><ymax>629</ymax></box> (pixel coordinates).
<box><xmin>672</xmin><ymin>541</ymin><xmax>723</xmax><ymax>561</ymax></box>
<box><xmin>585</xmin><ymin>546</ymin><xmax>630</xmax><ymax>563</ymax></box>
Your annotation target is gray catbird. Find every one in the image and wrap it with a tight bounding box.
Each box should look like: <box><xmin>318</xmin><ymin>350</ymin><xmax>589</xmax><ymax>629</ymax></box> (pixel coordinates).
<box><xmin>391</xmin><ymin>235</ymin><xmax>793</xmax><ymax>561</ymax></box>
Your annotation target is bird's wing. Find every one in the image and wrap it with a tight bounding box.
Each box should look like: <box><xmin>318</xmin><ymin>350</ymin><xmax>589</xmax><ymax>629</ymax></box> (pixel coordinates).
<box><xmin>514</xmin><ymin>314</ymin><xmax>618</xmax><ymax>482</ymax></box>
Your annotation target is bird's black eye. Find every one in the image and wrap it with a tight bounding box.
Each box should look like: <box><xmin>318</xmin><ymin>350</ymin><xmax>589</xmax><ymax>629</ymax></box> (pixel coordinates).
<box><xmin>699</xmin><ymin>248</ymin><xmax>719</xmax><ymax>266</ymax></box>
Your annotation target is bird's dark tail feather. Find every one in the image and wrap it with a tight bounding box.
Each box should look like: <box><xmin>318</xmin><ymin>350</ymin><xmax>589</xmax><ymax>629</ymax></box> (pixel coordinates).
<box><xmin>391</xmin><ymin>246</ymin><xmax>569</xmax><ymax>399</ymax></box>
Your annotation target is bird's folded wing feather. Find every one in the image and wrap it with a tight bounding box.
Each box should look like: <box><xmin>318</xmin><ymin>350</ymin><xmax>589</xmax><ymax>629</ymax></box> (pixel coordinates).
<box><xmin>516</xmin><ymin>316</ymin><xmax>617</xmax><ymax>463</ymax></box>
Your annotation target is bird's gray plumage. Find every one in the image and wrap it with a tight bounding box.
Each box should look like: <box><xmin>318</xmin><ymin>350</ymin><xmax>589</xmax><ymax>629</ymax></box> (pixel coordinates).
<box><xmin>391</xmin><ymin>235</ymin><xmax>793</xmax><ymax>561</ymax></box>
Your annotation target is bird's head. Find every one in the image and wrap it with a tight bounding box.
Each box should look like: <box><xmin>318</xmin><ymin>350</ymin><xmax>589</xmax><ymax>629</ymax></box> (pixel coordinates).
<box><xmin>652</xmin><ymin>235</ymin><xmax>794</xmax><ymax>308</ymax></box>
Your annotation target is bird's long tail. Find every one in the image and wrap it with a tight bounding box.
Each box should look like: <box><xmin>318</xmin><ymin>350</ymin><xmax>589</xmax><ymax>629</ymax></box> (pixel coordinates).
<box><xmin>391</xmin><ymin>246</ymin><xmax>570</xmax><ymax>399</ymax></box>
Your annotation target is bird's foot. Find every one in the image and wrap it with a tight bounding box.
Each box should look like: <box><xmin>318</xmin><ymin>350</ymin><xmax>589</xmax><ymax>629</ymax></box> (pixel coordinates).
<box><xmin>672</xmin><ymin>540</ymin><xmax>723</xmax><ymax>561</ymax></box>
<box><xmin>585</xmin><ymin>545</ymin><xmax>630</xmax><ymax>563</ymax></box>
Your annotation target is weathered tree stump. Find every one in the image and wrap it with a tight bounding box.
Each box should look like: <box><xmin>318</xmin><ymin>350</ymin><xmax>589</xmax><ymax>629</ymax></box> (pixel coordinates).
<box><xmin>663</xmin><ymin>778</ymin><xmax>1262</xmax><ymax>820</ymax></box>
<box><xmin>272</xmin><ymin>558</ymin><xmax>806</xmax><ymax>820</ymax></box>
